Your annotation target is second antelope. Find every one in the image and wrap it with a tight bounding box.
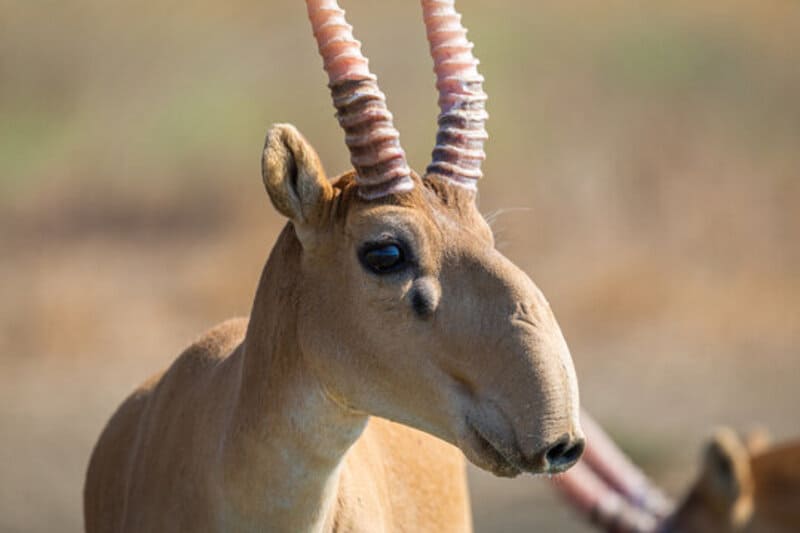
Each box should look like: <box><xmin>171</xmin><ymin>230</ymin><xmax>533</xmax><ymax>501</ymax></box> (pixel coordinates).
<box><xmin>84</xmin><ymin>0</ymin><xmax>586</xmax><ymax>531</ymax></box>
<box><xmin>663</xmin><ymin>428</ymin><xmax>800</xmax><ymax>533</ymax></box>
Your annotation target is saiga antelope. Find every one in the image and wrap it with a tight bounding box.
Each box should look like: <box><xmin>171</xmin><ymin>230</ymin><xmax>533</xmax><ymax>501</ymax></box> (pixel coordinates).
<box><xmin>662</xmin><ymin>428</ymin><xmax>800</xmax><ymax>533</ymax></box>
<box><xmin>84</xmin><ymin>0</ymin><xmax>586</xmax><ymax>531</ymax></box>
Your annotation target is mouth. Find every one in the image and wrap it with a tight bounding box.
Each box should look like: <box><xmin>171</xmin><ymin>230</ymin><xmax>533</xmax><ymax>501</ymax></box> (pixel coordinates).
<box><xmin>460</xmin><ymin>416</ymin><xmax>580</xmax><ymax>477</ymax></box>
<box><xmin>460</xmin><ymin>418</ymin><xmax>523</xmax><ymax>477</ymax></box>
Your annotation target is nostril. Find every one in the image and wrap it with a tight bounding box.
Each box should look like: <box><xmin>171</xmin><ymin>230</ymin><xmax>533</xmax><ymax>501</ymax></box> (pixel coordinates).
<box><xmin>545</xmin><ymin>441</ymin><xmax>568</xmax><ymax>463</ymax></box>
<box><xmin>545</xmin><ymin>437</ymin><xmax>585</xmax><ymax>470</ymax></box>
<box><xmin>563</xmin><ymin>439</ymin><xmax>585</xmax><ymax>464</ymax></box>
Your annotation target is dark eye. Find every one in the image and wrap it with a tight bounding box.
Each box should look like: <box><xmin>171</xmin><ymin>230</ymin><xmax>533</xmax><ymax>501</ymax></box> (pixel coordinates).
<box><xmin>361</xmin><ymin>243</ymin><xmax>406</xmax><ymax>274</ymax></box>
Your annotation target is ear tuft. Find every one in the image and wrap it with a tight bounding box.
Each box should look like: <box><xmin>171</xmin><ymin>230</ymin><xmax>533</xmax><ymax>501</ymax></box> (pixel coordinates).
<box><xmin>743</xmin><ymin>427</ymin><xmax>771</xmax><ymax>455</ymax></box>
<box><xmin>262</xmin><ymin>124</ymin><xmax>333</xmax><ymax>224</ymax></box>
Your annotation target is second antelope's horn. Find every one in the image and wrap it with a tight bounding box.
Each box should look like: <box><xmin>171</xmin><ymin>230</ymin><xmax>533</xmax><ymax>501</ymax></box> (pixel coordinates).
<box><xmin>305</xmin><ymin>0</ymin><xmax>414</xmax><ymax>199</ymax></box>
<box><xmin>421</xmin><ymin>0</ymin><xmax>489</xmax><ymax>190</ymax></box>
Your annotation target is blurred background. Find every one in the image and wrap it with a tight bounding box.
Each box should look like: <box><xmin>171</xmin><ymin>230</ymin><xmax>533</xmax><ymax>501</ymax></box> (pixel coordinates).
<box><xmin>1</xmin><ymin>0</ymin><xmax>798</xmax><ymax>531</ymax></box>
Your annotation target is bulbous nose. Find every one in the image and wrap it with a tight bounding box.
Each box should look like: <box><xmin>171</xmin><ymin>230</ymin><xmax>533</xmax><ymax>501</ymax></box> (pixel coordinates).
<box><xmin>541</xmin><ymin>435</ymin><xmax>585</xmax><ymax>472</ymax></box>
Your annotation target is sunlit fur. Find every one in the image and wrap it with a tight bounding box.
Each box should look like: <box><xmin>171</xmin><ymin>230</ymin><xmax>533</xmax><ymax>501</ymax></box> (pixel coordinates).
<box><xmin>84</xmin><ymin>124</ymin><xmax>584</xmax><ymax>531</ymax></box>
<box><xmin>665</xmin><ymin>428</ymin><xmax>800</xmax><ymax>533</ymax></box>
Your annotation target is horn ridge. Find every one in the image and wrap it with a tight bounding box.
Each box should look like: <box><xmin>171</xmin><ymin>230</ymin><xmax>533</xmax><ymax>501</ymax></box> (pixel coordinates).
<box><xmin>306</xmin><ymin>0</ymin><xmax>413</xmax><ymax>198</ymax></box>
<box><xmin>421</xmin><ymin>0</ymin><xmax>488</xmax><ymax>188</ymax></box>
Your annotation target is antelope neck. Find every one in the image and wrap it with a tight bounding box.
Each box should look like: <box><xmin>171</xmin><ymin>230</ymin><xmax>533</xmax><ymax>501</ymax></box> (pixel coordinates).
<box><xmin>221</xmin><ymin>225</ymin><xmax>368</xmax><ymax>531</ymax></box>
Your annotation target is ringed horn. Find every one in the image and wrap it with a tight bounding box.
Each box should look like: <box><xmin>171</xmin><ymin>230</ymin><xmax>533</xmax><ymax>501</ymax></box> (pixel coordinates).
<box><xmin>422</xmin><ymin>0</ymin><xmax>488</xmax><ymax>189</ymax></box>
<box><xmin>305</xmin><ymin>0</ymin><xmax>413</xmax><ymax>199</ymax></box>
<box><xmin>305</xmin><ymin>0</ymin><xmax>488</xmax><ymax>198</ymax></box>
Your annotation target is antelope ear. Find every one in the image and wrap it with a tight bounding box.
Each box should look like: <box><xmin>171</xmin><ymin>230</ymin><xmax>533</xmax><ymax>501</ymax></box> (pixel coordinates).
<box><xmin>701</xmin><ymin>428</ymin><xmax>754</xmax><ymax>526</ymax></box>
<box><xmin>704</xmin><ymin>429</ymin><xmax>751</xmax><ymax>500</ymax></box>
<box><xmin>262</xmin><ymin>124</ymin><xmax>334</xmax><ymax>226</ymax></box>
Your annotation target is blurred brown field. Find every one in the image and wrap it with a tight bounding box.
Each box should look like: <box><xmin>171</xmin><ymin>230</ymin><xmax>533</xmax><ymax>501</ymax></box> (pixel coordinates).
<box><xmin>1</xmin><ymin>1</ymin><xmax>798</xmax><ymax>531</ymax></box>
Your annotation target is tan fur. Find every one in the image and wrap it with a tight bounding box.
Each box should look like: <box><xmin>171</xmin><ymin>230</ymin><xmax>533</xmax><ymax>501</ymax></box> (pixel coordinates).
<box><xmin>84</xmin><ymin>124</ymin><xmax>583</xmax><ymax>532</ymax></box>
<box><xmin>665</xmin><ymin>429</ymin><xmax>800</xmax><ymax>533</ymax></box>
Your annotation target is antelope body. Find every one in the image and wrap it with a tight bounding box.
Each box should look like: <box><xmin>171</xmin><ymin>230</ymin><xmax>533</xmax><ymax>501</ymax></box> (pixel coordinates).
<box><xmin>84</xmin><ymin>1</ymin><xmax>585</xmax><ymax>531</ymax></box>
<box><xmin>664</xmin><ymin>429</ymin><xmax>800</xmax><ymax>533</ymax></box>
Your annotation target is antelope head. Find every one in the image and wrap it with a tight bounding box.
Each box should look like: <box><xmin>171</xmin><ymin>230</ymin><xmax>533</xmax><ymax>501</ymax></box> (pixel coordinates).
<box><xmin>261</xmin><ymin>0</ymin><xmax>584</xmax><ymax>477</ymax></box>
